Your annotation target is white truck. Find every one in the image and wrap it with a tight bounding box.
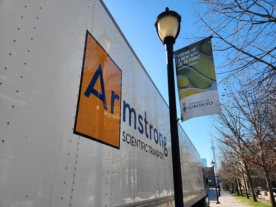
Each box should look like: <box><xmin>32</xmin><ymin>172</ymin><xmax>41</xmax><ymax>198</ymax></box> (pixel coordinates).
<box><xmin>0</xmin><ymin>0</ymin><xmax>208</xmax><ymax>206</ymax></box>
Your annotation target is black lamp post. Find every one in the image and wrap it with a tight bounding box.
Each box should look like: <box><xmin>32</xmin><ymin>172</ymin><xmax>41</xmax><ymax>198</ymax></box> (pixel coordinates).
<box><xmin>216</xmin><ymin>173</ymin><xmax>221</xmax><ymax>196</ymax></box>
<box><xmin>211</xmin><ymin>161</ymin><xmax>220</xmax><ymax>204</ymax></box>
<box><xmin>155</xmin><ymin>8</ymin><xmax>183</xmax><ymax>207</ymax></box>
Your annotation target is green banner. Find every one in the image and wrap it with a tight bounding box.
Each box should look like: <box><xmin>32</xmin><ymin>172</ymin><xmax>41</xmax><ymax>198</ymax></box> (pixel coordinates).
<box><xmin>174</xmin><ymin>37</ymin><xmax>221</xmax><ymax>121</ymax></box>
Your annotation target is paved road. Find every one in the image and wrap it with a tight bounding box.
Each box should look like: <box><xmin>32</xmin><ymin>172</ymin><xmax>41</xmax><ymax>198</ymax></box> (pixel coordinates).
<box><xmin>207</xmin><ymin>188</ymin><xmax>244</xmax><ymax>207</ymax></box>
<box><xmin>207</xmin><ymin>188</ymin><xmax>218</xmax><ymax>201</ymax></box>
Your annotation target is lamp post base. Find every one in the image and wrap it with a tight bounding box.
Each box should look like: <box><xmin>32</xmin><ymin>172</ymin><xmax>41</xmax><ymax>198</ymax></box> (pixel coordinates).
<box><xmin>216</xmin><ymin>201</ymin><xmax>220</xmax><ymax>204</ymax></box>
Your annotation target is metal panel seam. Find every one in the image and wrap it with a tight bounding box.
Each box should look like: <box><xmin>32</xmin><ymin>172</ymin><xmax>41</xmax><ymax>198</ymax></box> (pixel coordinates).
<box><xmin>115</xmin><ymin>196</ymin><xmax>174</xmax><ymax>207</ymax></box>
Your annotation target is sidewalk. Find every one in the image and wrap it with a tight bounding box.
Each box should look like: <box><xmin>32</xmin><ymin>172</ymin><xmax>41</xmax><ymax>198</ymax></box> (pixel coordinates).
<box><xmin>209</xmin><ymin>188</ymin><xmax>245</xmax><ymax>207</ymax></box>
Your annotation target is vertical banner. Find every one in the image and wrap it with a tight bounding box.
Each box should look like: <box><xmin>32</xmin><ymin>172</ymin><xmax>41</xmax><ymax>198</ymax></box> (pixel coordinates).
<box><xmin>174</xmin><ymin>37</ymin><xmax>221</xmax><ymax>121</ymax></box>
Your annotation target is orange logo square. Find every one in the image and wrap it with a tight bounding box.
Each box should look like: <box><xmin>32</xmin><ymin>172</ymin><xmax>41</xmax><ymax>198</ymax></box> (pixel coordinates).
<box><xmin>74</xmin><ymin>31</ymin><xmax>122</xmax><ymax>149</ymax></box>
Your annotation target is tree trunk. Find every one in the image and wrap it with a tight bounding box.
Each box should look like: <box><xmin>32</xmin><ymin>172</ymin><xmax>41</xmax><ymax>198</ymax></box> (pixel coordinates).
<box><xmin>264</xmin><ymin>168</ymin><xmax>276</xmax><ymax>207</ymax></box>
<box><xmin>232</xmin><ymin>183</ymin><xmax>234</xmax><ymax>194</ymax></box>
<box><xmin>244</xmin><ymin>163</ymin><xmax>258</xmax><ymax>201</ymax></box>
<box><xmin>239</xmin><ymin>180</ymin><xmax>243</xmax><ymax>196</ymax></box>
<box><xmin>243</xmin><ymin>177</ymin><xmax>249</xmax><ymax>199</ymax></box>
<box><xmin>236</xmin><ymin>181</ymin><xmax>240</xmax><ymax>195</ymax></box>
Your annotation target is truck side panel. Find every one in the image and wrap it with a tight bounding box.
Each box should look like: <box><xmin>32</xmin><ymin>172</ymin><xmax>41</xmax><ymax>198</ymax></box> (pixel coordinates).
<box><xmin>0</xmin><ymin>0</ymin><xmax>204</xmax><ymax>206</ymax></box>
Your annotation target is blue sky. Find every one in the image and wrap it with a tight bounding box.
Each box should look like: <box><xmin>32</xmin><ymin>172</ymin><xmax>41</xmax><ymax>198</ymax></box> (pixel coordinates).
<box><xmin>103</xmin><ymin>0</ymin><xmax>221</xmax><ymax>167</ymax></box>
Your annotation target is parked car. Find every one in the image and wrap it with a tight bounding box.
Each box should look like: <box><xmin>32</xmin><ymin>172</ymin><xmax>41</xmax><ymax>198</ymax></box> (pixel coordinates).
<box><xmin>272</xmin><ymin>188</ymin><xmax>276</xmax><ymax>197</ymax></box>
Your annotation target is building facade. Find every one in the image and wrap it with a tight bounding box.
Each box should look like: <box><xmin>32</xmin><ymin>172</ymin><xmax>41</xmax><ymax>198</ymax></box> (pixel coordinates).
<box><xmin>205</xmin><ymin>167</ymin><xmax>216</xmax><ymax>187</ymax></box>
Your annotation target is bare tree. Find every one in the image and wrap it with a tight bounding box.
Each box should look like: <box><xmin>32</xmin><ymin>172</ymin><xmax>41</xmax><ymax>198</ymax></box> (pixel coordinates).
<box><xmin>213</xmin><ymin>73</ymin><xmax>276</xmax><ymax>206</ymax></box>
<box><xmin>193</xmin><ymin>0</ymin><xmax>276</xmax><ymax>100</ymax></box>
<box><xmin>217</xmin><ymin>130</ymin><xmax>258</xmax><ymax>201</ymax></box>
<box><xmin>232</xmin><ymin>81</ymin><xmax>276</xmax><ymax>206</ymax></box>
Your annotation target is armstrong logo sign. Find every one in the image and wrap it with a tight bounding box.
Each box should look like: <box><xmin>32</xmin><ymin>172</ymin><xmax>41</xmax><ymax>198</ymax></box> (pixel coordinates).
<box><xmin>74</xmin><ymin>31</ymin><xmax>168</xmax><ymax>158</ymax></box>
<box><xmin>74</xmin><ymin>31</ymin><xmax>122</xmax><ymax>149</ymax></box>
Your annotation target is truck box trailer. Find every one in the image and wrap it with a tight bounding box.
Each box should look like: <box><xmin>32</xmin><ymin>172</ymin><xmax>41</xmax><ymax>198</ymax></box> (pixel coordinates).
<box><xmin>0</xmin><ymin>0</ymin><xmax>208</xmax><ymax>206</ymax></box>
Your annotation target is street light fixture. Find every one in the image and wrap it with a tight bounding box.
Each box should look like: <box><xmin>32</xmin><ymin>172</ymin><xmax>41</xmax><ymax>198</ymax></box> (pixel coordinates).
<box><xmin>211</xmin><ymin>161</ymin><xmax>220</xmax><ymax>204</ymax></box>
<box><xmin>211</xmin><ymin>161</ymin><xmax>215</xmax><ymax>167</ymax></box>
<box><xmin>155</xmin><ymin>7</ymin><xmax>181</xmax><ymax>44</ymax></box>
<box><xmin>155</xmin><ymin>7</ymin><xmax>183</xmax><ymax>207</ymax></box>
